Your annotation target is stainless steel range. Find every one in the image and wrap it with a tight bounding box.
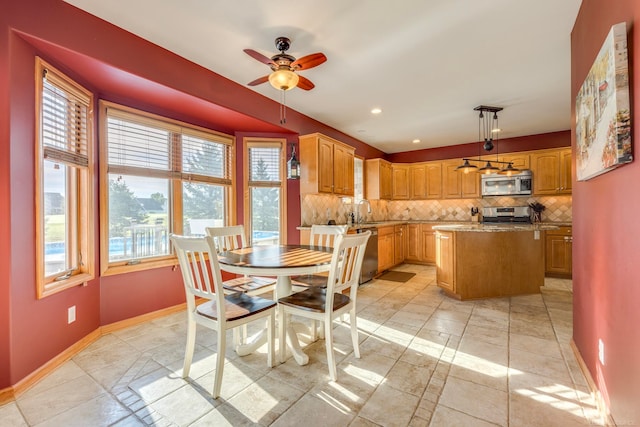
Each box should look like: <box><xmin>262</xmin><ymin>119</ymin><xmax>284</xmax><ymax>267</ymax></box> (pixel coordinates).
<box><xmin>482</xmin><ymin>206</ymin><xmax>532</xmax><ymax>223</ymax></box>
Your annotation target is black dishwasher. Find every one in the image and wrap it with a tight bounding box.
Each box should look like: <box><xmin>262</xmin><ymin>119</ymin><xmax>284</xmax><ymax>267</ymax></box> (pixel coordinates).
<box><xmin>356</xmin><ymin>228</ymin><xmax>378</xmax><ymax>284</ymax></box>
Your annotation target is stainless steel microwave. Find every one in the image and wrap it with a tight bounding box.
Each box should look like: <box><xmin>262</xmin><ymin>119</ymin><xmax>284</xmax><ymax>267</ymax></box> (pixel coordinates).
<box><xmin>481</xmin><ymin>170</ymin><xmax>533</xmax><ymax>197</ymax></box>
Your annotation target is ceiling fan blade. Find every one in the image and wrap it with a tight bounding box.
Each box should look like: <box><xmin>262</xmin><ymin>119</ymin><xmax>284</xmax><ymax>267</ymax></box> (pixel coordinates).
<box><xmin>243</xmin><ymin>49</ymin><xmax>276</xmax><ymax>66</ymax></box>
<box><xmin>291</xmin><ymin>53</ymin><xmax>327</xmax><ymax>70</ymax></box>
<box><xmin>296</xmin><ymin>75</ymin><xmax>315</xmax><ymax>90</ymax></box>
<box><xmin>247</xmin><ymin>75</ymin><xmax>269</xmax><ymax>86</ymax></box>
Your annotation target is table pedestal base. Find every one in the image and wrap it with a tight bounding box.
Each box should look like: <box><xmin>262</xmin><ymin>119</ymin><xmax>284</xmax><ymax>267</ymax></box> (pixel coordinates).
<box><xmin>235</xmin><ymin>275</ymin><xmax>310</xmax><ymax>365</ymax></box>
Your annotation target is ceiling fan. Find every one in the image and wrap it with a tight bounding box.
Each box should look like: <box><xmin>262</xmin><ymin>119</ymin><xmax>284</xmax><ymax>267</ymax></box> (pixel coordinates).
<box><xmin>244</xmin><ymin>37</ymin><xmax>327</xmax><ymax>91</ymax></box>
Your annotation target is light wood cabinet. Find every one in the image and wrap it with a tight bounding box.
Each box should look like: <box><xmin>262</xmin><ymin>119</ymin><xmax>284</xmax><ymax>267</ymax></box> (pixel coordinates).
<box><xmin>365</xmin><ymin>159</ymin><xmax>393</xmax><ymax>200</ymax></box>
<box><xmin>443</xmin><ymin>160</ymin><xmax>480</xmax><ymax>199</ymax></box>
<box><xmin>499</xmin><ymin>153</ymin><xmax>530</xmax><ymax>170</ymax></box>
<box><xmin>392</xmin><ymin>164</ymin><xmax>410</xmax><ymax>200</ymax></box>
<box><xmin>545</xmin><ymin>226</ymin><xmax>572</xmax><ymax>278</ymax></box>
<box><xmin>406</xmin><ymin>223</ymin><xmax>422</xmax><ymax>262</ymax></box>
<box><xmin>422</xmin><ymin>224</ymin><xmax>436</xmax><ymax>264</ymax></box>
<box><xmin>435</xmin><ymin>230</ymin><xmax>455</xmax><ymax>292</ymax></box>
<box><xmin>560</xmin><ymin>149</ymin><xmax>572</xmax><ymax>193</ymax></box>
<box><xmin>530</xmin><ymin>148</ymin><xmax>571</xmax><ymax>195</ymax></box>
<box><xmin>426</xmin><ymin>162</ymin><xmax>443</xmax><ymax>199</ymax></box>
<box><xmin>405</xmin><ymin>223</ymin><xmax>436</xmax><ymax>264</ymax></box>
<box><xmin>394</xmin><ymin>224</ymin><xmax>406</xmax><ymax>265</ymax></box>
<box><xmin>333</xmin><ymin>143</ymin><xmax>354</xmax><ymax>195</ymax></box>
<box><xmin>409</xmin><ymin>164</ymin><xmax>427</xmax><ymax>199</ymax></box>
<box><xmin>377</xmin><ymin>226</ymin><xmax>395</xmax><ymax>272</ymax></box>
<box><xmin>299</xmin><ymin>133</ymin><xmax>355</xmax><ymax>196</ymax></box>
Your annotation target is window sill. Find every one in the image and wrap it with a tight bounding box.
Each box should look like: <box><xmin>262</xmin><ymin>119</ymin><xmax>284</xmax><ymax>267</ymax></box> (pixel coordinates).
<box><xmin>39</xmin><ymin>272</ymin><xmax>94</xmax><ymax>299</ymax></box>
<box><xmin>101</xmin><ymin>257</ymin><xmax>177</xmax><ymax>276</ymax></box>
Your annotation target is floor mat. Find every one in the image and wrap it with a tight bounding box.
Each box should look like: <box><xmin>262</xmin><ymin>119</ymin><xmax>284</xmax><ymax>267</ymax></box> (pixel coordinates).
<box><xmin>377</xmin><ymin>270</ymin><xmax>416</xmax><ymax>283</ymax></box>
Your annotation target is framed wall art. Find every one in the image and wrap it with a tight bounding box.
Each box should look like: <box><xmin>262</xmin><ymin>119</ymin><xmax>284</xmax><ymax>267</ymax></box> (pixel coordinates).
<box><xmin>575</xmin><ymin>22</ymin><xmax>632</xmax><ymax>181</ymax></box>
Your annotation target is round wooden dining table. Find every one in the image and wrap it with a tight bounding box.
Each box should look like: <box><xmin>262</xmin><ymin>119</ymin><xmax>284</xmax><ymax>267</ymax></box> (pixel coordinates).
<box><xmin>217</xmin><ymin>244</ymin><xmax>333</xmax><ymax>365</ymax></box>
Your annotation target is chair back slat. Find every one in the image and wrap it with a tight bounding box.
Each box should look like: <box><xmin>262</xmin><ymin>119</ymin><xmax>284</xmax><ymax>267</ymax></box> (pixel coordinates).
<box><xmin>206</xmin><ymin>225</ymin><xmax>247</xmax><ymax>252</ymax></box>
<box><xmin>326</xmin><ymin>231</ymin><xmax>370</xmax><ymax>304</ymax></box>
<box><xmin>171</xmin><ymin>234</ymin><xmax>225</xmax><ymax>307</ymax></box>
<box><xmin>309</xmin><ymin>224</ymin><xmax>348</xmax><ymax>248</ymax></box>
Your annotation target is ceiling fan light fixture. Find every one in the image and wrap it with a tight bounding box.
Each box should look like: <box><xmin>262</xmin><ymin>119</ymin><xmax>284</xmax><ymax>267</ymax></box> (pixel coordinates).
<box><xmin>268</xmin><ymin>69</ymin><xmax>299</xmax><ymax>91</ymax></box>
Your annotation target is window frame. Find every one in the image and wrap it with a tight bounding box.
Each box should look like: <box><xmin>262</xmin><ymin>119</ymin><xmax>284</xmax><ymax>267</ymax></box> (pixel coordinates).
<box><xmin>243</xmin><ymin>137</ymin><xmax>287</xmax><ymax>245</ymax></box>
<box><xmin>99</xmin><ymin>101</ymin><xmax>236</xmax><ymax>275</ymax></box>
<box><xmin>35</xmin><ymin>57</ymin><xmax>95</xmax><ymax>298</ymax></box>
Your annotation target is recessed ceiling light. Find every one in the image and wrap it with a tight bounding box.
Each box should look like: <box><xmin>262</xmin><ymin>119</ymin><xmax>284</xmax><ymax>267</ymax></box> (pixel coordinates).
<box><xmin>371</xmin><ymin>108</ymin><xmax>382</xmax><ymax>114</ymax></box>
<box><xmin>412</xmin><ymin>139</ymin><xmax>421</xmax><ymax>144</ymax></box>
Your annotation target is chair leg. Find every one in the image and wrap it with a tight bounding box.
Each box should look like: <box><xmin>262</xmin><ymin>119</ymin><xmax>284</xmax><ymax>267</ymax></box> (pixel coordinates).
<box><xmin>325</xmin><ymin>316</ymin><xmax>337</xmax><ymax>381</ymax></box>
<box><xmin>213</xmin><ymin>327</ymin><xmax>226</xmax><ymax>399</ymax></box>
<box><xmin>278</xmin><ymin>306</ymin><xmax>286</xmax><ymax>364</ymax></box>
<box><xmin>350</xmin><ymin>308</ymin><xmax>360</xmax><ymax>359</ymax></box>
<box><xmin>310</xmin><ymin>319</ymin><xmax>318</xmax><ymax>342</ymax></box>
<box><xmin>318</xmin><ymin>320</ymin><xmax>325</xmax><ymax>340</ymax></box>
<box><xmin>183</xmin><ymin>319</ymin><xmax>196</xmax><ymax>378</ymax></box>
<box><xmin>267</xmin><ymin>311</ymin><xmax>275</xmax><ymax>367</ymax></box>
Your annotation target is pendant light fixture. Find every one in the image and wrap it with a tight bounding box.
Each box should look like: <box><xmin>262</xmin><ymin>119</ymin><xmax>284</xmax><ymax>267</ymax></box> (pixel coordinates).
<box><xmin>287</xmin><ymin>144</ymin><xmax>300</xmax><ymax>179</ymax></box>
<box><xmin>456</xmin><ymin>105</ymin><xmax>519</xmax><ymax>175</ymax></box>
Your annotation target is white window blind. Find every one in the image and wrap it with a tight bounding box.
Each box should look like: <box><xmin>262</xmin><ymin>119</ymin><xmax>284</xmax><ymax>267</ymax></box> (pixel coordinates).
<box><xmin>181</xmin><ymin>131</ymin><xmax>232</xmax><ymax>185</ymax></box>
<box><xmin>248</xmin><ymin>146</ymin><xmax>281</xmax><ymax>185</ymax></box>
<box><xmin>106</xmin><ymin>108</ymin><xmax>232</xmax><ymax>184</ymax></box>
<box><xmin>41</xmin><ymin>69</ymin><xmax>90</xmax><ymax>168</ymax></box>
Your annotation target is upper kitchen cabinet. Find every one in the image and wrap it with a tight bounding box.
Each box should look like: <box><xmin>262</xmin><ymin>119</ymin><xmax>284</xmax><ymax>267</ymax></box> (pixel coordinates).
<box><xmin>409</xmin><ymin>163</ymin><xmax>427</xmax><ymax>199</ymax></box>
<box><xmin>425</xmin><ymin>161</ymin><xmax>443</xmax><ymax>199</ymax></box>
<box><xmin>365</xmin><ymin>158</ymin><xmax>393</xmax><ymax>200</ymax></box>
<box><xmin>443</xmin><ymin>160</ymin><xmax>480</xmax><ymax>199</ymax></box>
<box><xmin>499</xmin><ymin>152</ymin><xmax>530</xmax><ymax>170</ymax></box>
<box><xmin>530</xmin><ymin>147</ymin><xmax>572</xmax><ymax>195</ymax></box>
<box><xmin>392</xmin><ymin>164</ymin><xmax>410</xmax><ymax>200</ymax></box>
<box><xmin>299</xmin><ymin>133</ymin><xmax>355</xmax><ymax>196</ymax></box>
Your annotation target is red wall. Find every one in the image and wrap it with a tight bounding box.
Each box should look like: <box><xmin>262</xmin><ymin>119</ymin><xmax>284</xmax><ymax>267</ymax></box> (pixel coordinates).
<box><xmin>572</xmin><ymin>2</ymin><xmax>640</xmax><ymax>425</ymax></box>
<box><xmin>387</xmin><ymin>131</ymin><xmax>570</xmax><ymax>163</ymax></box>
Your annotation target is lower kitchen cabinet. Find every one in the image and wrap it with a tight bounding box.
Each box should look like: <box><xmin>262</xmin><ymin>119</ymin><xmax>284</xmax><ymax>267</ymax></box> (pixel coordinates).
<box><xmin>422</xmin><ymin>224</ymin><xmax>436</xmax><ymax>264</ymax></box>
<box><xmin>545</xmin><ymin>226</ymin><xmax>572</xmax><ymax>278</ymax></box>
<box><xmin>406</xmin><ymin>223</ymin><xmax>436</xmax><ymax>264</ymax></box>
<box><xmin>394</xmin><ymin>224</ymin><xmax>406</xmax><ymax>265</ymax></box>
<box><xmin>435</xmin><ymin>230</ymin><xmax>455</xmax><ymax>292</ymax></box>
<box><xmin>377</xmin><ymin>226</ymin><xmax>395</xmax><ymax>272</ymax></box>
<box><xmin>406</xmin><ymin>224</ymin><xmax>421</xmax><ymax>262</ymax></box>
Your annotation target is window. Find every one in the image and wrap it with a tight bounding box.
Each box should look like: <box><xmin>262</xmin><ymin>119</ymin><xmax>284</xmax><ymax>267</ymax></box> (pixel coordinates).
<box><xmin>100</xmin><ymin>102</ymin><xmax>234</xmax><ymax>274</ymax></box>
<box><xmin>35</xmin><ymin>58</ymin><xmax>95</xmax><ymax>298</ymax></box>
<box><xmin>244</xmin><ymin>139</ymin><xmax>287</xmax><ymax>245</ymax></box>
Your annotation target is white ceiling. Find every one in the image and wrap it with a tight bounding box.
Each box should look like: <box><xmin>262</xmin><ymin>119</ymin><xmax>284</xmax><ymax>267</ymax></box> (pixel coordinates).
<box><xmin>64</xmin><ymin>0</ymin><xmax>582</xmax><ymax>154</ymax></box>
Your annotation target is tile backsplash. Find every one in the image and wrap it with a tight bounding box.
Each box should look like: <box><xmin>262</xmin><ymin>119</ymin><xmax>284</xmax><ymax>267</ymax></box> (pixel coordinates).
<box><xmin>300</xmin><ymin>194</ymin><xmax>572</xmax><ymax>225</ymax></box>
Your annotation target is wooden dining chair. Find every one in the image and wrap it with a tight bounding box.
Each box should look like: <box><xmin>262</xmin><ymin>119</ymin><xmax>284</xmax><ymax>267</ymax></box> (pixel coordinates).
<box><xmin>292</xmin><ymin>224</ymin><xmax>349</xmax><ymax>288</ymax></box>
<box><xmin>170</xmin><ymin>234</ymin><xmax>276</xmax><ymax>399</ymax></box>
<box><xmin>205</xmin><ymin>225</ymin><xmax>276</xmax><ymax>297</ymax></box>
<box><xmin>278</xmin><ymin>230</ymin><xmax>371</xmax><ymax>381</ymax></box>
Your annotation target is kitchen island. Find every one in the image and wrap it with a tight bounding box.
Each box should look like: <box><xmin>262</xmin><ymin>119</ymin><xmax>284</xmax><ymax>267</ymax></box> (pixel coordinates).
<box><xmin>432</xmin><ymin>223</ymin><xmax>558</xmax><ymax>300</ymax></box>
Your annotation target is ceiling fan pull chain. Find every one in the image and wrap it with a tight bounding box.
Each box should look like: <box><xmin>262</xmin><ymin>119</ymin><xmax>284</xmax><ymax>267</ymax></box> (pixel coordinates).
<box><xmin>280</xmin><ymin>90</ymin><xmax>287</xmax><ymax>124</ymax></box>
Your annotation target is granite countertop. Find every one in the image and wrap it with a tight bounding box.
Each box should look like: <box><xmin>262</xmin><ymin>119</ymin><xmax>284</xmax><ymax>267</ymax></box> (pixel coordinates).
<box><xmin>297</xmin><ymin>220</ymin><xmax>570</xmax><ymax>231</ymax></box>
<box><xmin>431</xmin><ymin>223</ymin><xmax>559</xmax><ymax>232</ymax></box>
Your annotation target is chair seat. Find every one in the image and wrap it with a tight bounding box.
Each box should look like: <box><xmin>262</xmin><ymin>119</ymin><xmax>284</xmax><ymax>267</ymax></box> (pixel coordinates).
<box><xmin>278</xmin><ymin>287</ymin><xmax>350</xmax><ymax>313</ymax></box>
<box><xmin>197</xmin><ymin>292</ymin><xmax>276</xmax><ymax>321</ymax></box>
<box><xmin>222</xmin><ymin>276</ymin><xmax>275</xmax><ymax>293</ymax></box>
<box><xmin>291</xmin><ymin>273</ymin><xmax>329</xmax><ymax>288</ymax></box>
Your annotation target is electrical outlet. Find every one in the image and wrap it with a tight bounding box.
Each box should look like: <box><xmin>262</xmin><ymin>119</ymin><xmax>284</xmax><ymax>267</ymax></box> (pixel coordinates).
<box><xmin>68</xmin><ymin>306</ymin><xmax>76</xmax><ymax>324</ymax></box>
<box><xmin>598</xmin><ymin>338</ymin><xmax>605</xmax><ymax>365</ymax></box>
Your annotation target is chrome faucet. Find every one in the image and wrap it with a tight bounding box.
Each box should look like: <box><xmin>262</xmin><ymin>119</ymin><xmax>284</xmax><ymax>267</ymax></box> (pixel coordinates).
<box><xmin>357</xmin><ymin>199</ymin><xmax>372</xmax><ymax>223</ymax></box>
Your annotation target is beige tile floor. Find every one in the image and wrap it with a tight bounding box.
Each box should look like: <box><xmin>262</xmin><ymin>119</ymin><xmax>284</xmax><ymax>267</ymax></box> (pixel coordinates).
<box><xmin>1</xmin><ymin>265</ymin><xmax>602</xmax><ymax>426</ymax></box>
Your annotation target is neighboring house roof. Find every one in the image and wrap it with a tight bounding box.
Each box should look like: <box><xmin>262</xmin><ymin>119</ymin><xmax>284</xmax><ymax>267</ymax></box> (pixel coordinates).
<box><xmin>136</xmin><ymin>198</ymin><xmax>166</xmax><ymax>213</ymax></box>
